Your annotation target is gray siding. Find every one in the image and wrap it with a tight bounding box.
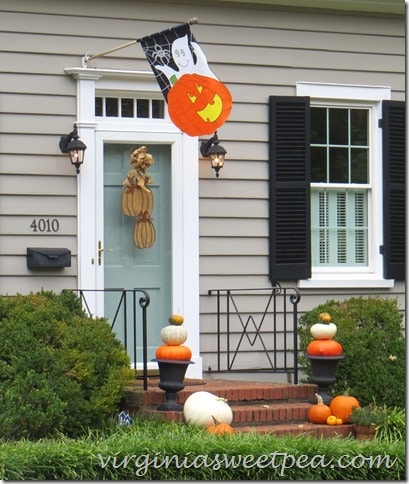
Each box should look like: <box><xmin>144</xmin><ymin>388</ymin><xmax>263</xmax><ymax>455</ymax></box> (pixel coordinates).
<box><xmin>0</xmin><ymin>1</ymin><xmax>405</xmax><ymax>366</ymax></box>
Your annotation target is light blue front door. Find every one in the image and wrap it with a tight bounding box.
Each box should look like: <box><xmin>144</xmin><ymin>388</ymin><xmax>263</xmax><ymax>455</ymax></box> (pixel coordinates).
<box><xmin>103</xmin><ymin>143</ymin><xmax>171</xmax><ymax>364</ymax></box>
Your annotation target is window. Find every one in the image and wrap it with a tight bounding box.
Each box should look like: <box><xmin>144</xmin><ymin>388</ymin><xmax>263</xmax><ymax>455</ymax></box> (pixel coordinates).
<box><xmin>268</xmin><ymin>83</ymin><xmax>405</xmax><ymax>288</ymax></box>
<box><xmin>310</xmin><ymin>107</ymin><xmax>369</xmax><ymax>269</ymax></box>
<box><xmin>95</xmin><ymin>95</ymin><xmax>165</xmax><ymax>119</ymax></box>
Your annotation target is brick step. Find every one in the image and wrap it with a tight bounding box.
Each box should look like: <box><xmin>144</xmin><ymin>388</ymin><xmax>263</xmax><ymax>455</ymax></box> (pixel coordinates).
<box><xmin>142</xmin><ymin>402</ymin><xmax>311</xmax><ymax>426</ymax></box>
<box><xmin>239</xmin><ymin>423</ymin><xmax>356</xmax><ymax>439</ymax></box>
<box><xmin>231</xmin><ymin>402</ymin><xmax>310</xmax><ymax>426</ymax></box>
<box><xmin>122</xmin><ymin>378</ymin><xmax>356</xmax><ymax>440</ymax></box>
<box><xmin>124</xmin><ymin>380</ymin><xmax>317</xmax><ymax>409</ymax></box>
<box><xmin>178</xmin><ymin>382</ymin><xmax>316</xmax><ymax>405</ymax></box>
<box><xmin>139</xmin><ymin>409</ymin><xmax>355</xmax><ymax>439</ymax></box>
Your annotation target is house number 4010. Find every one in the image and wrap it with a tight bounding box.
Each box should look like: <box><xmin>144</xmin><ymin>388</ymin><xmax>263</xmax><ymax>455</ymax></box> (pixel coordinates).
<box><xmin>30</xmin><ymin>218</ymin><xmax>60</xmax><ymax>232</ymax></box>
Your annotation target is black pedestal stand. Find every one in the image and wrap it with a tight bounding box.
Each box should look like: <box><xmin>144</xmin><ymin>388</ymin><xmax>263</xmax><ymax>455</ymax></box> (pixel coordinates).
<box><xmin>305</xmin><ymin>355</ymin><xmax>344</xmax><ymax>405</ymax></box>
<box><xmin>152</xmin><ymin>358</ymin><xmax>194</xmax><ymax>411</ymax></box>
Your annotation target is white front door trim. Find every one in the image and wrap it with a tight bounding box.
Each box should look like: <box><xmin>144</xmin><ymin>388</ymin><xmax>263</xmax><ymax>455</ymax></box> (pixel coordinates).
<box><xmin>65</xmin><ymin>67</ymin><xmax>202</xmax><ymax>377</ymax></box>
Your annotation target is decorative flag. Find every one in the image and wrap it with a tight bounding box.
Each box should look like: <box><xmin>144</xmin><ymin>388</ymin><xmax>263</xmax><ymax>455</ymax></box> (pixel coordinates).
<box><xmin>138</xmin><ymin>23</ymin><xmax>232</xmax><ymax>137</ymax></box>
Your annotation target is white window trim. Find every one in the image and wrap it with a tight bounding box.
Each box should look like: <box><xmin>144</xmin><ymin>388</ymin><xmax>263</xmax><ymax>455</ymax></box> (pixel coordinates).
<box><xmin>64</xmin><ymin>67</ymin><xmax>202</xmax><ymax>377</ymax></box>
<box><xmin>296</xmin><ymin>82</ymin><xmax>394</xmax><ymax>289</ymax></box>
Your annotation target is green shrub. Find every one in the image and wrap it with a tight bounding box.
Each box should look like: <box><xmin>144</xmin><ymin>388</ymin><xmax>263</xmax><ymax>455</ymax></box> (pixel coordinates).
<box><xmin>298</xmin><ymin>297</ymin><xmax>405</xmax><ymax>408</ymax></box>
<box><xmin>0</xmin><ymin>291</ymin><xmax>134</xmax><ymax>440</ymax></box>
<box><xmin>0</xmin><ymin>420</ymin><xmax>405</xmax><ymax>480</ymax></box>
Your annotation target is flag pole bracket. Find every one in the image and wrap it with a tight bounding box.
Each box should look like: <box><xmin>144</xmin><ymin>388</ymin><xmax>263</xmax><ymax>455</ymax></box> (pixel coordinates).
<box><xmin>81</xmin><ymin>18</ymin><xmax>199</xmax><ymax>68</ymax></box>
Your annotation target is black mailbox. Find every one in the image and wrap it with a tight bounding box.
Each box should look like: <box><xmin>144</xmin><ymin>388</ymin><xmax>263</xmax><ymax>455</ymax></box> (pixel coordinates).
<box><xmin>26</xmin><ymin>248</ymin><xmax>71</xmax><ymax>269</ymax></box>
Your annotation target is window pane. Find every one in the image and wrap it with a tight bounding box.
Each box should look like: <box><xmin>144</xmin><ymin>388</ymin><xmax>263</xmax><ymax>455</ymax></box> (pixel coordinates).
<box><xmin>311</xmin><ymin>147</ymin><xmax>327</xmax><ymax>182</ymax></box>
<box><xmin>329</xmin><ymin>109</ymin><xmax>348</xmax><ymax>145</ymax></box>
<box><xmin>152</xmin><ymin>99</ymin><xmax>165</xmax><ymax>119</ymax></box>
<box><xmin>311</xmin><ymin>107</ymin><xmax>327</xmax><ymax>144</ymax></box>
<box><xmin>137</xmin><ymin>99</ymin><xmax>149</xmax><ymax>118</ymax></box>
<box><xmin>95</xmin><ymin>97</ymin><xmax>103</xmax><ymax>116</ymax></box>
<box><xmin>106</xmin><ymin>97</ymin><xmax>118</xmax><ymax>117</ymax></box>
<box><xmin>351</xmin><ymin>109</ymin><xmax>368</xmax><ymax>145</ymax></box>
<box><xmin>329</xmin><ymin>147</ymin><xmax>348</xmax><ymax>183</ymax></box>
<box><xmin>311</xmin><ymin>188</ymin><xmax>368</xmax><ymax>267</ymax></box>
<box><xmin>351</xmin><ymin>148</ymin><xmax>368</xmax><ymax>183</ymax></box>
<box><xmin>121</xmin><ymin>98</ymin><xmax>134</xmax><ymax>117</ymax></box>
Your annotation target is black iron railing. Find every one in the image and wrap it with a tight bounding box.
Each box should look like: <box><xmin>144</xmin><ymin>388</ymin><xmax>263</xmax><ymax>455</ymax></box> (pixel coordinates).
<box><xmin>208</xmin><ymin>285</ymin><xmax>301</xmax><ymax>384</ymax></box>
<box><xmin>67</xmin><ymin>288</ymin><xmax>150</xmax><ymax>390</ymax></box>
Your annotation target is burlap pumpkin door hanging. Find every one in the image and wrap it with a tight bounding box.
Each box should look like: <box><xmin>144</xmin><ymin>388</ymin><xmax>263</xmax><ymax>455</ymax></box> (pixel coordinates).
<box><xmin>121</xmin><ymin>146</ymin><xmax>156</xmax><ymax>248</ymax></box>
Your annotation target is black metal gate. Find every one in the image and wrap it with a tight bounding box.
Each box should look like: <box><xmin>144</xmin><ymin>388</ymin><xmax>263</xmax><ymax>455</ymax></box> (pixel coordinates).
<box><xmin>208</xmin><ymin>285</ymin><xmax>301</xmax><ymax>383</ymax></box>
<box><xmin>67</xmin><ymin>288</ymin><xmax>150</xmax><ymax>390</ymax></box>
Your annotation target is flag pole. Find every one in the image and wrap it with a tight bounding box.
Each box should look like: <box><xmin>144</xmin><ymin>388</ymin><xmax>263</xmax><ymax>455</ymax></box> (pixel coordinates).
<box><xmin>82</xmin><ymin>18</ymin><xmax>199</xmax><ymax>68</ymax></box>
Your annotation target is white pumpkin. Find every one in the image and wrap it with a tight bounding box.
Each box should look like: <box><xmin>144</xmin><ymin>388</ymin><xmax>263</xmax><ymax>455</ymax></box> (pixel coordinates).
<box><xmin>310</xmin><ymin>322</ymin><xmax>337</xmax><ymax>340</ymax></box>
<box><xmin>183</xmin><ymin>391</ymin><xmax>233</xmax><ymax>427</ymax></box>
<box><xmin>160</xmin><ymin>325</ymin><xmax>187</xmax><ymax>345</ymax></box>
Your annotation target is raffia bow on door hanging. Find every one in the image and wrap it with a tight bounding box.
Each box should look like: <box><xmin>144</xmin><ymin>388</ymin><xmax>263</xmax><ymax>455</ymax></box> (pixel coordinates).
<box><xmin>121</xmin><ymin>146</ymin><xmax>156</xmax><ymax>248</ymax></box>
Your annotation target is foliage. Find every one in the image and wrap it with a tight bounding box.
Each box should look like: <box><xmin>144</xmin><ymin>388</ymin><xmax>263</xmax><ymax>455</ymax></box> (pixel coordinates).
<box><xmin>351</xmin><ymin>404</ymin><xmax>405</xmax><ymax>443</ymax></box>
<box><xmin>350</xmin><ymin>405</ymin><xmax>386</xmax><ymax>427</ymax></box>
<box><xmin>0</xmin><ymin>291</ymin><xmax>134</xmax><ymax>440</ymax></box>
<box><xmin>0</xmin><ymin>418</ymin><xmax>405</xmax><ymax>480</ymax></box>
<box><xmin>298</xmin><ymin>297</ymin><xmax>405</xmax><ymax>407</ymax></box>
<box><xmin>375</xmin><ymin>406</ymin><xmax>405</xmax><ymax>443</ymax></box>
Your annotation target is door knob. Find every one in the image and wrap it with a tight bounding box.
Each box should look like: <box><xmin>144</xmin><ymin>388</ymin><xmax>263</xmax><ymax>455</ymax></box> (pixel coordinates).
<box><xmin>98</xmin><ymin>240</ymin><xmax>112</xmax><ymax>265</ymax></box>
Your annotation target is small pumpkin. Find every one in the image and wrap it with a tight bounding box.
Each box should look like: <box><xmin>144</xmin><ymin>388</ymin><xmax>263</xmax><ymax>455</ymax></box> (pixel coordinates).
<box><xmin>319</xmin><ymin>312</ymin><xmax>332</xmax><ymax>322</ymax></box>
<box><xmin>310</xmin><ymin>322</ymin><xmax>337</xmax><ymax>340</ymax></box>
<box><xmin>307</xmin><ymin>393</ymin><xmax>332</xmax><ymax>424</ymax></box>
<box><xmin>155</xmin><ymin>344</ymin><xmax>192</xmax><ymax>361</ymax></box>
<box><xmin>306</xmin><ymin>339</ymin><xmax>343</xmax><ymax>356</ymax></box>
<box><xmin>169</xmin><ymin>314</ymin><xmax>184</xmax><ymax>325</ymax></box>
<box><xmin>326</xmin><ymin>415</ymin><xmax>338</xmax><ymax>426</ymax></box>
<box><xmin>134</xmin><ymin>215</ymin><xmax>156</xmax><ymax>248</ymax></box>
<box><xmin>207</xmin><ymin>416</ymin><xmax>235</xmax><ymax>435</ymax></box>
<box><xmin>183</xmin><ymin>391</ymin><xmax>233</xmax><ymax>427</ymax></box>
<box><xmin>160</xmin><ymin>325</ymin><xmax>187</xmax><ymax>346</ymax></box>
<box><xmin>329</xmin><ymin>394</ymin><xmax>360</xmax><ymax>424</ymax></box>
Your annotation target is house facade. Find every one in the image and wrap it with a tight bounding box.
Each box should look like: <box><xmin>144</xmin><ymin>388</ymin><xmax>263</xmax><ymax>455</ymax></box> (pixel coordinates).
<box><xmin>0</xmin><ymin>0</ymin><xmax>405</xmax><ymax>379</ymax></box>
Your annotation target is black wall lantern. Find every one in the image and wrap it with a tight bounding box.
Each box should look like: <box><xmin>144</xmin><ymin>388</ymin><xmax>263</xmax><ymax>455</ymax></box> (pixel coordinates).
<box><xmin>200</xmin><ymin>131</ymin><xmax>227</xmax><ymax>178</ymax></box>
<box><xmin>59</xmin><ymin>123</ymin><xmax>87</xmax><ymax>174</ymax></box>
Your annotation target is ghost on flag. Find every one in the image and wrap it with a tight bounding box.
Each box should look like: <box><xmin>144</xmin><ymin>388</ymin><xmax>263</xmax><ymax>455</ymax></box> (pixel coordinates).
<box><xmin>138</xmin><ymin>22</ymin><xmax>232</xmax><ymax>137</ymax></box>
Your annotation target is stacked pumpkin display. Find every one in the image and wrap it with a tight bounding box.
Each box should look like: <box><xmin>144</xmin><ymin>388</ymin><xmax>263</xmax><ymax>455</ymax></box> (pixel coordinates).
<box><xmin>155</xmin><ymin>314</ymin><xmax>192</xmax><ymax>361</ymax></box>
<box><xmin>306</xmin><ymin>312</ymin><xmax>361</xmax><ymax>426</ymax></box>
<box><xmin>306</xmin><ymin>312</ymin><xmax>343</xmax><ymax>357</ymax></box>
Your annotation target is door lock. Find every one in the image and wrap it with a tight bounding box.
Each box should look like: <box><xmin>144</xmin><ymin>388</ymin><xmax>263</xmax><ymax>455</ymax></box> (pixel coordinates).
<box><xmin>98</xmin><ymin>240</ymin><xmax>112</xmax><ymax>265</ymax></box>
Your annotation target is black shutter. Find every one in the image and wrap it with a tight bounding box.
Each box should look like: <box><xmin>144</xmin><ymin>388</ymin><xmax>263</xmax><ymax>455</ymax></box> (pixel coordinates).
<box><xmin>268</xmin><ymin>96</ymin><xmax>311</xmax><ymax>282</ymax></box>
<box><xmin>382</xmin><ymin>100</ymin><xmax>406</xmax><ymax>280</ymax></box>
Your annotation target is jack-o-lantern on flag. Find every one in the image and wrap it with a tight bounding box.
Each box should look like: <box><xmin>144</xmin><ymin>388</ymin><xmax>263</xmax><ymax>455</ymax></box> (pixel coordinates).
<box><xmin>138</xmin><ymin>22</ymin><xmax>232</xmax><ymax>137</ymax></box>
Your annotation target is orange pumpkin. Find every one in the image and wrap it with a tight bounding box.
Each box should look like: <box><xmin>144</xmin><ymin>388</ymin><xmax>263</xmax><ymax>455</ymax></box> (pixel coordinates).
<box><xmin>122</xmin><ymin>186</ymin><xmax>153</xmax><ymax>217</ymax></box>
<box><xmin>330</xmin><ymin>395</ymin><xmax>360</xmax><ymax>423</ymax></box>
<box><xmin>207</xmin><ymin>419</ymin><xmax>235</xmax><ymax>436</ymax></box>
<box><xmin>155</xmin><ymin>344</ymin><xmax>192</xmax><ymax>361</ymax></box>
<box><xmin>308</xmin><ymin>393</ymin><xmax>332</xmax><ymax>424</ymax></box>
<box><xmin>167</xmin><ymin>74</ymin><xmax>232</xmax><ymax>136</ymax></box>
<box><xmin>306</xmin><ymin>339</ymin><xmax>343</xmax><ymax>356</ymax></box>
